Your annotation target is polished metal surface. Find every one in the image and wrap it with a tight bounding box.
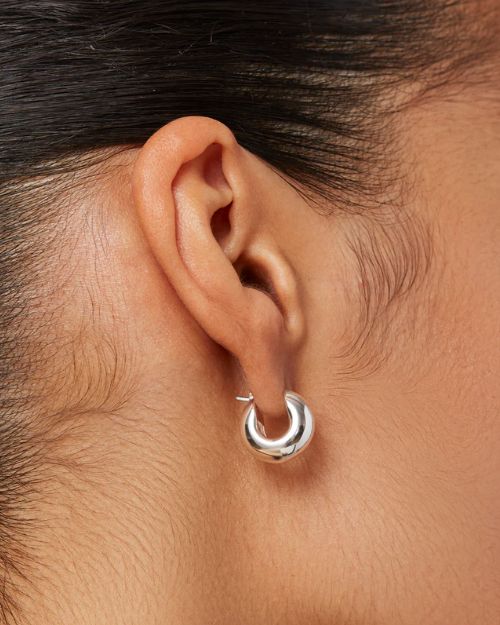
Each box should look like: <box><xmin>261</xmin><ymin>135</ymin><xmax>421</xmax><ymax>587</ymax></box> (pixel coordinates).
<box><xmin>240</xmin><ymin>390</ymin><xmax>314</xmax><ymax>463</ymax></box>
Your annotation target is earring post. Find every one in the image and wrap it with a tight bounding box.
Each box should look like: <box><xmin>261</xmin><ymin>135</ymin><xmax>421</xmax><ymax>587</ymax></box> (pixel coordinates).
<box><xmin>235</xmin><ymin>393</ymin><xmax>254</xmax><ymax>402</ymax></box>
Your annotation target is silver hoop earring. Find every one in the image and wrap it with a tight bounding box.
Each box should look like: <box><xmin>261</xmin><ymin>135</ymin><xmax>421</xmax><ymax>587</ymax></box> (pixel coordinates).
<box><xmin>237</xmin><ymin>390</ymin><xmax>315</xmax><ymax>463</ymax></box>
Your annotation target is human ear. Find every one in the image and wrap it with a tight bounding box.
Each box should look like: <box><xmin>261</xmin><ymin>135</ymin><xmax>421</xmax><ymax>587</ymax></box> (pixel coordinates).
<box><xmin>132</xmin><ymin>116</ymin><xmax>305</xmax><ymax>421</ymax></box>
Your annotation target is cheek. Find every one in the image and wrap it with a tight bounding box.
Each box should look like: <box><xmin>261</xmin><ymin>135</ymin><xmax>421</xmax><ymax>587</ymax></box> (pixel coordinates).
<box><xmin>279</xmin><ymin>211</ymin><xmax>500</xmax><ymax>622</ymax></box>
<box><xmin>421</xmin><ymin>194</ymin><xmax>500</xmax><ymax>474</ymax></box>
<box><xmin>342</xmin><ymin>203</ymin><xmax>500</xmax><ymax>622</ymax></box>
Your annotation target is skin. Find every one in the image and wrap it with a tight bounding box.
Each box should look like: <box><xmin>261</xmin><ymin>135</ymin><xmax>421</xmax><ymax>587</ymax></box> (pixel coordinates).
<box><xmin>16</xmin><ymin>84</ymin><xmax>499</xmax><ymax>623</ymax></box>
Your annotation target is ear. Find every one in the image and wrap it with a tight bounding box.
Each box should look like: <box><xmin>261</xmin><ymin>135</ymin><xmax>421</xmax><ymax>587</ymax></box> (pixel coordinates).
<box><xmin>131</xmin><ymin>116</ymin><xmax>305</xmax><ymax>420</ymax></box>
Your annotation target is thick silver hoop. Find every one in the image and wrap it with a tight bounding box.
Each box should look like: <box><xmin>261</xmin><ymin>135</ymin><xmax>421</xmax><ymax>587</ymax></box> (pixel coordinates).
<box><xmin>240</xmin><ymin>390</ymin><xmax>314</xmax><ymax>463</ymax></box>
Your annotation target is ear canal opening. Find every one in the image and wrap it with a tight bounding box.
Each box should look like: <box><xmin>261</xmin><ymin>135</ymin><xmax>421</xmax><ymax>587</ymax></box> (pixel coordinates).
<box><xmin>237</xmin><ymin>264</ymin><xmax>272</xmax><ymax>294</ymax></box>
<box><xmin>210</xmin><ymin>202</ymin><xmax>232</xmax><ymax>248</ymax></box>
<box><xmin>210</xmin><ymin>204</ymin><xmax>279</xmax><ymax>311</ymax></box>
<box><xmin>236</xmin><ymin>261</ymin><xmax>283</xmax><ymax>316</ymax></box>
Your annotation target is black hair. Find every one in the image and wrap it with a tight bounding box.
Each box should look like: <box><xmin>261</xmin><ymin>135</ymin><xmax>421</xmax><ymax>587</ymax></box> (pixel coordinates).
<box><xmin>0</xmin><ymin>1</ymin><xmax>496</xmax><ymax>620</ymax></box>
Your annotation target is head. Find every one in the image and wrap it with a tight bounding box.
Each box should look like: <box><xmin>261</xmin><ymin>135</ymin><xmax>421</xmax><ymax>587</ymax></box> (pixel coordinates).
<box><xmin>0</xmin><ymin>1</ymin><xmax>499</xmax><ymax>623</ymax></box>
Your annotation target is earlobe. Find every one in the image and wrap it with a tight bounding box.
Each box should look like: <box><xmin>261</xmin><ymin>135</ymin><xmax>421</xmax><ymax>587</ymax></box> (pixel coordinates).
<box><xmin>132</xmin><ymin>115</ymin><xmax>304</xmax><ymax>421</ymax></box>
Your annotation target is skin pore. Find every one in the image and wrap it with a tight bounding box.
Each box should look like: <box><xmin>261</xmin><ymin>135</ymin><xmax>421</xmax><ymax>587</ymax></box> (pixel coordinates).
<box><xmin>10</xmin><ymin>62</ymin><xmax>500</xmax><ymax>625</ymax></box>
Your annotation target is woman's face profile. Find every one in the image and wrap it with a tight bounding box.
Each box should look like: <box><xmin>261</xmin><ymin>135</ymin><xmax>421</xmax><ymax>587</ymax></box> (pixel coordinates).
<box><xmin>0</xmin><ymin>2</ymin><xmax>499</xmax><ymax>624</ymax></box>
